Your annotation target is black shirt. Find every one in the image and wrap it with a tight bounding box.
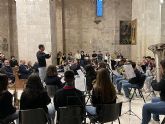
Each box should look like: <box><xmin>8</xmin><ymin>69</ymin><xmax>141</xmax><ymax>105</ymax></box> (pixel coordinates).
<box><xmin>152</xmin><ymin>75</ymin><xmax>165</xmax><ymax>101</ymax></box>
<box><xmin>45</xmin><ymin>76</ymin><xmax>63</xmax><ymax>88</ymax></box>
<box><xmin>54</xmin><ymin>86</ymin><xmax>84</xmax><ymax>110</ymax></box>
<box><xmin>0</xmin><ymin>91</ymin><xmax>16</xmax><ymax>119</ymax></box>
<box><xmin>36</xmin><ymin>51</ymin><xmax>50</xmax><ymax>67</ymax></box>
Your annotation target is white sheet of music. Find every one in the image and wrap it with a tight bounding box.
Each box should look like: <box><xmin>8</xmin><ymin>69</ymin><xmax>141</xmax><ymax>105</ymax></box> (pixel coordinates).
<box><xmin>123</xmin><ymin>64</ymin><xmax>136</xmax><ymax>79</ymax></box>
<box><xmin>75</xmin><ymin>70</ymin><xmax>86</xmax><ymax>92</ymax></box>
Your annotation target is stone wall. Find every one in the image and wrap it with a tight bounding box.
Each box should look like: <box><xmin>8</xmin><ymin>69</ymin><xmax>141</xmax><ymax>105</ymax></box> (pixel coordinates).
<box><xmin>16</xmin><ymin>0</ymin><xmax>52</xmax><ymax>64</ymax></box>
<box><xmin>60</xmin><ymin>0</ymin><xmax>132</xmax><ymax>58</ymax></box>
<box><xmin>132</xmin><ymin>0</ymin><xmax>161</xmax><ymax>61</ymax></box>
<box><xmin>161</xmin><ymin>2</ymin><xmax>165</xmax><ymax>42</ymax></box>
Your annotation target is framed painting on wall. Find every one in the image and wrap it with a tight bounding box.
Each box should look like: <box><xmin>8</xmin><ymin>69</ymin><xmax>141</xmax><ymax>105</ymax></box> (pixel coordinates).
<box><xmin>119</xmin><ymin>21</ymin><xmax>131</xmax><ymax>44</ymax></box>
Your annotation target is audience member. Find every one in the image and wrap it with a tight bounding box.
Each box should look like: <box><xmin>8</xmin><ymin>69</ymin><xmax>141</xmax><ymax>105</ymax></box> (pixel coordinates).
<box><xmin>86</xmin><ymin>68</ymin><xmax>116</xmax><ymax>115</ymax></box>
<box><xmin>92</xmin><ymin>51</ymin><xmax>97</xmax><ymax>62</ymax></box>
<box><xmin>0</xmin><ymin>59</ymin><xmax>15</xmax><ymax>83</ymax></box>
<box><xmin>85</xmin><ymin>65</ymin><xmax>96</xmax><ymax>92</ymax></box>
<box><xmin>18</xmin><ymin>60</ymin><xmax>31</xmax><ymax>79</ymax></box>
<box><xmin>142</xmin><ymin>59</ymin><xmax>165</xmax><ymax>124</ymax></box>
<box><xmin>20</xmin><ymin>73</ymin><xmax>51</xmax><ymax>114</ymax></box>
<box><xmin>10</xmin><ymin>56</ymin><xmax>18</xmax><ymax>68</ymax></box>
<box><xmin>0</xmin><ymin>74</ymin><xmax>18</xmax><ymax>123</ymax></box>
<box><xmin>45</xmin><ymin>65</ymin><xmax>63</xmax><ymax>88</ymax></box>
<box><xmin>54</xmin><ymin>70</ymin><xmax>84</xmax><ymax>121</ymax></box>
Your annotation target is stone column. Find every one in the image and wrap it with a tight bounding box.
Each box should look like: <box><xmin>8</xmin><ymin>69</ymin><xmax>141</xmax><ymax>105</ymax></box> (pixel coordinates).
<box><xmin>16</xmin><ymin>0</ymin><xmax>52</xmax><ymax>64</ymax></box>
<box><xmin>161</xmin><ymin>2</ymin><xmax>165</xmax><ymax>42</ymax></box>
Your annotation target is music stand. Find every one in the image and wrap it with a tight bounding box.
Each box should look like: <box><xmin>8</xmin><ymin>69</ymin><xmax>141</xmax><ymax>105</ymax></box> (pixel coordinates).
<box><xmin>122</xmin><ymin>92</ymin><xmax>141</xmax><ymax>120</ymax></box>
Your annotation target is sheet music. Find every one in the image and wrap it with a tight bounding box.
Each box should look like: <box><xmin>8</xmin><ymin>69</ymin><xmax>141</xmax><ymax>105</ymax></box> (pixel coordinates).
<box><xmin>75</xmin><ymin>70</ymin><xmax>86</xmax><ymax>91</ymax></box>
<box><xmin>123</xmin><ymin>64</ymin><xmax>136</xmax><ymax>79</ymax></box>
<box><xmin>77</xmin><ymin>69</ymin><xmax>85</xmax><ymax>77</ymax></box>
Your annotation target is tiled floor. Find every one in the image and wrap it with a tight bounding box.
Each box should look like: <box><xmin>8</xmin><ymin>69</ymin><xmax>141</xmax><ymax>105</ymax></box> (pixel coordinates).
<box><xmin>10</xmin><ymin>89</ymin><xmax>164</xmax><ymax>124</ymax></box>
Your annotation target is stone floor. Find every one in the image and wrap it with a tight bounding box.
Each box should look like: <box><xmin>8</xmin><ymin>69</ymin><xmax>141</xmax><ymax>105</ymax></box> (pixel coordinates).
<box><xmin>9</xmin><ymin>89</ymin><xmax>164</xmax><ymax>124</ymax></box>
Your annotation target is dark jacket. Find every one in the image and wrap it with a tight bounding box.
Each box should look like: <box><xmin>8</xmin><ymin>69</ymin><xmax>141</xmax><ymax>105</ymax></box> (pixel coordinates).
<box><xmin>19</xmin><ymin>64</ymin><xmax>31</xmax><ymax>79</ymax></box>
<box><xmin>129</xmin><ymin>69</ymin><xmax>141</xmax><ymax>85</ymax></box>
<box><xmin>54</xmin><ymin>86</ymin><xmax>84</xmax><ymax>110</ymax></box>
<box><xmin>0</xmin><ymin>91</ymin><xmax>16</xmax><ymax>119</ymax></box>
<box><xmin>86</xmin><ymin>73</ymin><xmax>96</xmax><ymax>91</ymax></box>
<box><xmin>151</xmin><ymin>75</ymin><xmax>165</xmax><ymax>101</ymax></box>
<box><xmin>45</xmin><ymin>76</ymin><xmax>63</xmax><ymax>88</ymax></box>
<box><xmin>20</xmin><ymin>90</ymin><xmax>51</xmax><ymax>113</ymax></box>
<box><xmin>0</xmin><ymin>66</ymin><xmax>15</xmax><ymax>83</ymax></box>
<box><xmin>91</xmin><ymin>89</ymin><xmax>116</xmax><ymax>114</ymax></box>
<box><xmin>36</xmin><ymin>51</ymin><xmax>50</xmax><ymax>67</ymax></box>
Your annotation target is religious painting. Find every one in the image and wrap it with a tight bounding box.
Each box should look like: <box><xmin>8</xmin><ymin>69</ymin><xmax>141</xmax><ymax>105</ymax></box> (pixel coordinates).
<box><xmin>131</xmin><ymin>19</ymin><xmax>137</xmax><ymax>45</ymax></box>
<box><xmin>120</xmin><ymin>21</ymin><xmax>131</xmax><ymax>44</ymax></box>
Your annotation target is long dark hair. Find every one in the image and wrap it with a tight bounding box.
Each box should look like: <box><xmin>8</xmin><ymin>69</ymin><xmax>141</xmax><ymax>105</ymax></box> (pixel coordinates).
<box><xmin>94</xmin><ymin>68</ymin><xmax>116</xmax><ymax>102</ymax></box>
<box><xmin>0</xmin><ymin>74</ymin><xmax>8</xmax><ymax>93</ymax></box>
<box><xmin>25</xmin><ymin>73</ymin><xmax>44</xmax><ymax>91</ymax></box>
<box><xmin>46</xmin><ymin>65</ymin><xmax>58</xmax><ymax>77</ymax></box>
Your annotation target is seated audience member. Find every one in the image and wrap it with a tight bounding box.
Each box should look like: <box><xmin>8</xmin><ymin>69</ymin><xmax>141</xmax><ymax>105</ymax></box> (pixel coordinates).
<box><xmin>0</xmin><ymin>74</ymin><xmax>18</xmax><ymax>123</ymax></box>
<box><xmin>0</xmin><ymin>59</ymin><xmax>15</xmax><ymax>83</ymax></box>
<box><xmin>10</xmin><ymin>56</ymin><xmax>18</xmax><ymax>68</ymax></box>
<box><xmin>54</xmin><ymin>70</ymin><xmax>84</xmax><ymax>121</ymax></box>
<box><xmin>97</xmin><ymin>62</ymin><xmax>107</xmax><ymax>70</ymax></box>
<box><xmin>121</xmin><ymin>62</ymin><xmax>142</xmax><ymax>98</ymax></box>
<box><xmin>142</xmin><ymin>60</ymin><xmax>165</xmax><ymax>124</ymax></box>
<box><xmin>20</xmin><ymin>73</ymin><xmax>51</xmax><ymax>113</ymax></box>
<box><xmin>19</xmin><ymin>60</ymin><xmax>31</xmax><ymax>79</ymax></box>
<box><xmin>86</xmin><ymin>68</ymin><xmax>116</xmax><ymax>115</ymax></box>
<box><xmin>85</xmin><ymin>65</ymin><xmax>96</xmax><ymax>92</ymax></box>
<box><xmin>32</xmin><ymin>62</ymin><xmax>39</xmax><ymax>73</ymax></box>
<box><xmin>45</xmin><ymin>65</ymin><xmax>63</xmax><ymax>88</ymax></box>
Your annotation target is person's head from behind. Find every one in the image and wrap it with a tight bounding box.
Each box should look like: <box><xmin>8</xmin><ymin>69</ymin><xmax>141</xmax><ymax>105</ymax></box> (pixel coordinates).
<box><xmin>64</xmin><ymin>70</ymin><xmax>75</xmax><ymax>86</ymax></box>
<box><xmin>4</xmin><ymin>59</ymin><xmax>10</xmax><ymax>66</ymax></box>
<box><xmin>131</xmin><ymin>62</ymin><xmax>137</xmax><ymax>69</ymax></box>
<box><xmin>0</xmin><ymin>74</ymin><xmax>8</xmax><ymax>93</ymax></box>
<box><xmin>93</xmin><ymin>51</ymin><xmax>95</xmax><ymax>53</ymax></box>
<box><xmin>85</xmin><ymin>64</ymin><xmax>96</xmax><ymax>75</ymax></box>
<box><xmin>95</xmin><ymin>68</ymin><xmax>116</xmax><ymax>99</ymax></box>
<box><xmin>11</xmin><ymin>56</ymin><xmax>15</xmax><ymax>60</ymax></box>
<box><xmin>160</xmin><ymin>59</ymin><xmax>165</xmax><ymax>77</ymax></box>
<box><xmin>26</xmin><ymin>73</ymin><xmax>43</xmax><ymax>91</ymax></box>
<box><xmin>21</xmin><ymin>60</ymin><xmax>26</xmax><ymax>65</ymax></box>
<box><xmin>46</xmin><ymin>65</ymin><xmax>58</xmax><ymax>77</ymax></box>
<box><xmin>98</xmin><ymin>62</ymin><xmax>106</xmax><ymax>70</ymax></box>
<box><xmin>38</xmin><ymin>44</ymin><xmax>45</xmax><ymax>51</ymax></box>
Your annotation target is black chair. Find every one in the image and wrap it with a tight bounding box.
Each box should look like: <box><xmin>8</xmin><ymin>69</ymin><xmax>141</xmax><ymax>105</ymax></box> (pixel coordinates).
<box><xmin>19</xmin><ymin>108</ymin><xmax>50</xmax><ymax>124</ymax></box>
<box><xmin>89</xmin><ymin>102</ymin><xmax>122</xmax><ymax>124</ymax></box>
<box><xmin>59</xmin><ymin>106</ymin><xmax>83</xmax><ymax>124</ymax></box>
<box><xmin>0</xmin><ymin>113</ymin><xmax>18</xmax><ymax>124</ymax></box>
<box><xmin>46</xmin><ymin>85</ymin><xmax>58</xmax><ymax>98</ymax></box>
<box><xmin>130</xmin><ymin>75</ymin><xmax>146</xmax><ymax>103</ymax></box>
